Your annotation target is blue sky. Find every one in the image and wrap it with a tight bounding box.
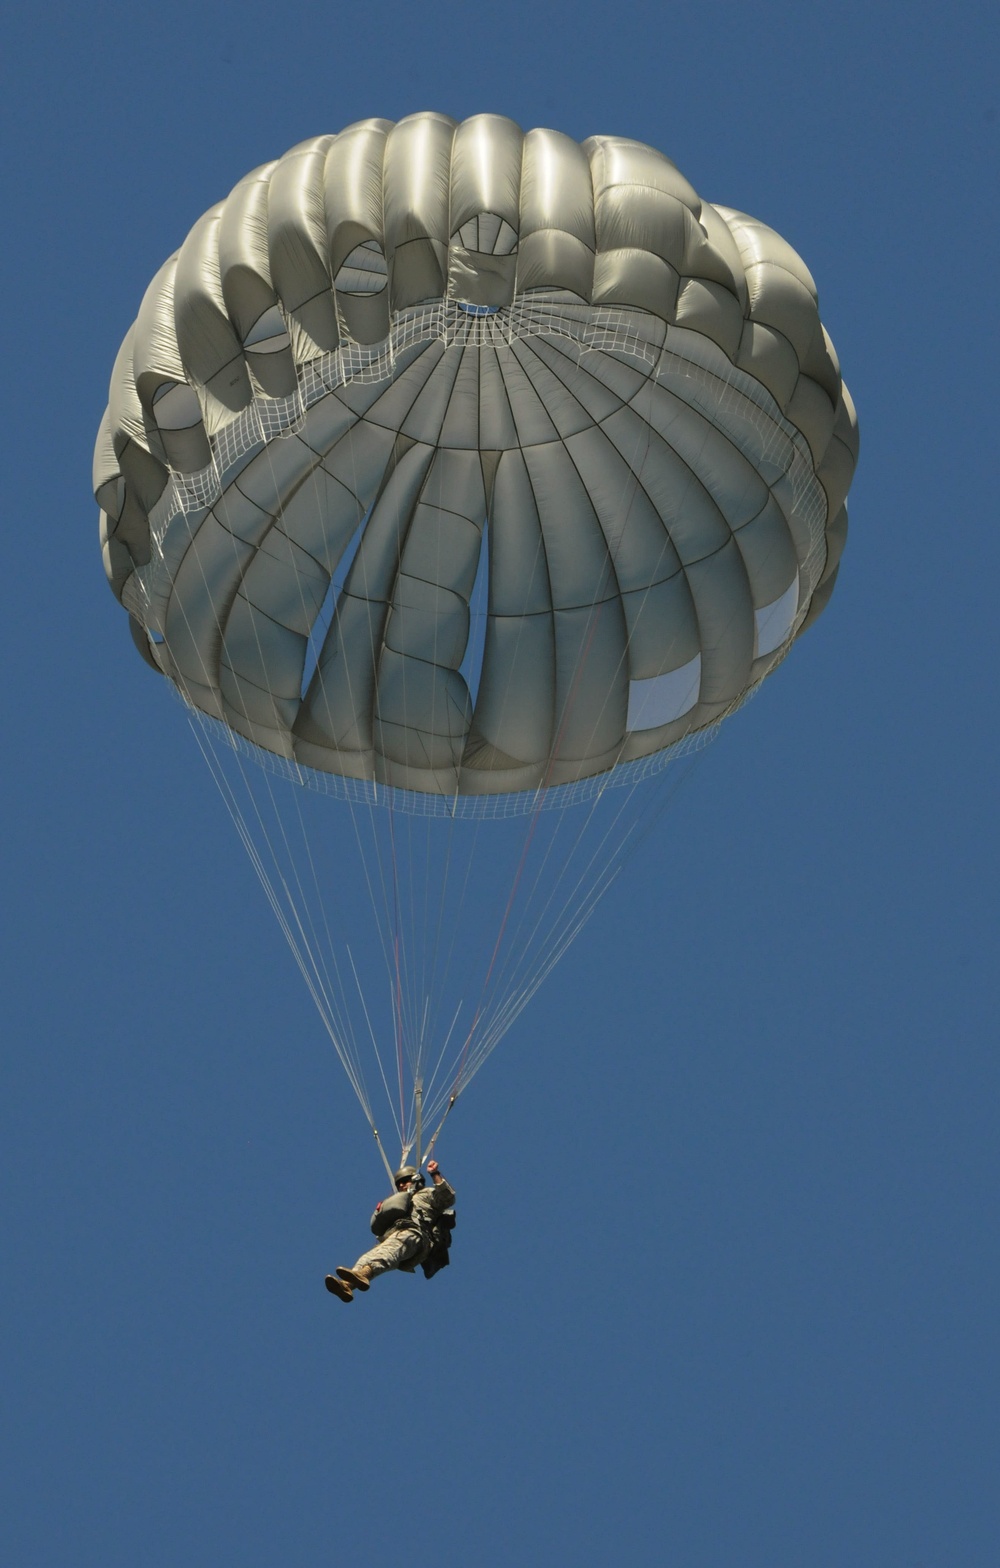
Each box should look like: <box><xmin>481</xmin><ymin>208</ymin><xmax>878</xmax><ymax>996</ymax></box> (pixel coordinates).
<box><xmin>2</xmin><ymin>2</ymin><xmax>998</xmax><ymax>1564</ymax></box>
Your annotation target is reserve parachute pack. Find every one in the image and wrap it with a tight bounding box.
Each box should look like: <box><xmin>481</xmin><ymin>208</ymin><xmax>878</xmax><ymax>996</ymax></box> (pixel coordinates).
<box><xmin>370</xmin><ymin>1190</ymin><xmax>414</xmax><ymax>1237</ymax></box>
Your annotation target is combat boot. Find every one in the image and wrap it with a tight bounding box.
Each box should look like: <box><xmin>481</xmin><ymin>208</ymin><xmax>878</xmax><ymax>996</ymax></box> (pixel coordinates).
<box><xmin>324</xmin><ymin>1273</ymin><xmax>354</xmax><ymax>1302</ymax></box>
<box><xmin>336</xmin><ymin>1264</ymin><xmax>373</xmax><ymax>1291</ymax></box>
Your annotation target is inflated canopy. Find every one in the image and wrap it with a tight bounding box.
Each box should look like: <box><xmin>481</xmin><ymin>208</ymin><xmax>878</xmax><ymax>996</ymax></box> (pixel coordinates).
<box><xmin>95</xmin><ymin>113</ymin><xmax>858</xmax><ymax>800</ymax></box>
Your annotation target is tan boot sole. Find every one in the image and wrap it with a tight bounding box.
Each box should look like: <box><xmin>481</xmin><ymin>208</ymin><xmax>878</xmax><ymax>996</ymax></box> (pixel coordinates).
<box><xmin>325</xmin><ymin>1273</ymin><xmax>354</xmax><ymax>1302</ymax></box>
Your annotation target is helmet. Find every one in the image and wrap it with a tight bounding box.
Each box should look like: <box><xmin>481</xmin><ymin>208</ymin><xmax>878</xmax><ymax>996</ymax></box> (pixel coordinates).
<box><xmin>394</xmin><ymin>1166</ymin><xmax>424</xmax><ymax>1191</ymax></box>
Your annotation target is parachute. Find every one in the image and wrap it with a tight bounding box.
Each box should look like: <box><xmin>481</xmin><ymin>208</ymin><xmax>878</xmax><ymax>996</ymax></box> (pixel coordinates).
<box><xmin>95</xmin><ymin>114</ymin><xmax>858</xmax><ymax>1172</ymax></box>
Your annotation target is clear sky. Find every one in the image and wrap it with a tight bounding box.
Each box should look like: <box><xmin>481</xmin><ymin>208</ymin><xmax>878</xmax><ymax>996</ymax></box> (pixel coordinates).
<box><xmin>2</xmin><ymin>2</ymin><xmax>998</xmax><ymax>1564</ymax></box>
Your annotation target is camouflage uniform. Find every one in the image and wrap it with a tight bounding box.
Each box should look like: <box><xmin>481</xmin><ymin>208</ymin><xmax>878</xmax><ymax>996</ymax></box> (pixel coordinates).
<box><xmin>351</xmin><ymin>1177</ymin><xmax>456</xmax><ymax>1279</ymax></box>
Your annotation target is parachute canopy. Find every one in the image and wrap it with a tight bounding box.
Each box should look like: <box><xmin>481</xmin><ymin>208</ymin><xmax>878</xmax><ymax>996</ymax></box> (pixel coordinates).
<box><xmin>96</xmin><ymin>113</ymin><xmax>858</xmax><ymax>804</ymax></box>
<box><xmin>95</xmin><ymin>117</ymin><xmax>858</xmax><ymax>1163</ymax></box>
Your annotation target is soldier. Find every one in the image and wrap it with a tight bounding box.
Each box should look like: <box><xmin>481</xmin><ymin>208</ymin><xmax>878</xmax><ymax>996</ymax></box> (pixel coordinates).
<box><xmin>325</xmin><ymin>1159</ymin><xmax>456</xmax><ymax>1303</ymax></box>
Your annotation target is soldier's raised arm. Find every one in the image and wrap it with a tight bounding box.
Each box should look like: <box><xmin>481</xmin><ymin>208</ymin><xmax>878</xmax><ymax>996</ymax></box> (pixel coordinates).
<box><xmin>424</xmin><ymin>1160</ymin><xmax>455</xmax><ymax>1209</ymax></box>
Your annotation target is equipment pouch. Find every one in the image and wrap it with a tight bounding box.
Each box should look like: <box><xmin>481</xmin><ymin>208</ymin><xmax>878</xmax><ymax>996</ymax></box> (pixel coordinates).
<box><xmin>421</xmin><ymin>1209</ymin><xmax>456</xmax><ymax>1279</ymax></box>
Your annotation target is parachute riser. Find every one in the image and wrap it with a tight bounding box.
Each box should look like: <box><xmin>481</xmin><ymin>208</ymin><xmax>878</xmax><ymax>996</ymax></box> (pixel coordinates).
<box><xmin>415</xmin><ymin>1080</ymin><xmax>423</xmax><ymax>1169</ymax></box>
<box><xmin>371</xmin><ymin>1126</ymin><xmax>396</xmax><ymax>1183</ymax></box>
<box><xmin>421</xmin><ymin>1093</ymin><xmax>458</xmax><ymax>1166</ymax></box>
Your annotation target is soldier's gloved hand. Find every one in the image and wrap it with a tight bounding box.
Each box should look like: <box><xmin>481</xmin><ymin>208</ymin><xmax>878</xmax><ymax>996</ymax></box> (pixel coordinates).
<box><xmin>426</xmin><ymin>1160</ymin><xmax>439</xmax><ymax>1175</ymax></box>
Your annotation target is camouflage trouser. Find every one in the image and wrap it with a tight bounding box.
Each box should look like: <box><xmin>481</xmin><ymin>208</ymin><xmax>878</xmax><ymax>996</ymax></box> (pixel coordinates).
<box><xmin>352</xmin><ymin>1227</ymin><xmax>426</xmax><ymax>1279</ymax></box>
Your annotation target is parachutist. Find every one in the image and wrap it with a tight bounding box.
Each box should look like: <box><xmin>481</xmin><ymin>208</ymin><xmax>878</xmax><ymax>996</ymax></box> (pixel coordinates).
<box><xmin>325</xmin><ymin>1159</ymin><xmax>456</xmax><ymax>1303</ymax></box>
